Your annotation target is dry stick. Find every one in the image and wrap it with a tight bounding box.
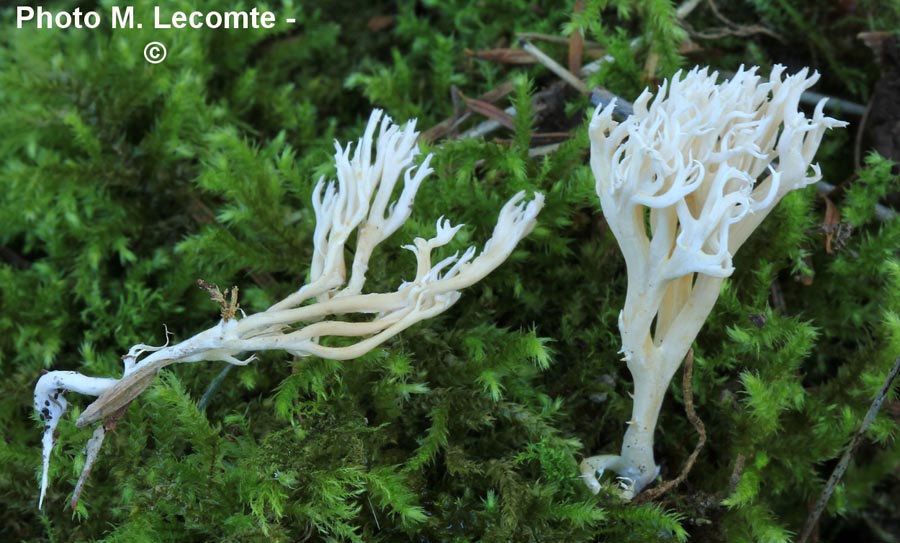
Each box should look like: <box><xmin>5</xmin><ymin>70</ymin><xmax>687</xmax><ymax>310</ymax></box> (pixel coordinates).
<box><xmin>519</xmin><ymin>40</ymin><xmax>589</xmax><ymax>94</ymax></box>
<box><xmin>458</xmin><ymin>0</ymin><xmax>862</xmax><ymax>143</ymax></box>
<box><xmin>568</xmin><ymin>0</ymin><xmax>585</xmax><ymax>75</ymax></box>
<box><xmin>528</xmin><ymin>143</ymin><xmax>563</xmax><ymax>158</ymax></box>
<box><xmin>469</xmin><ymin>0</ymin><xmax>859</xmax><ymax>144</ymax></box>
<box><xmin>797</xmin><ymin>352</ymin><xmax>900</xmax><ymax>543</ymax></box>
<box><xmin>695</xmin><ymin>0</ymin><xmax>785</xmax><ymax>42</ymax></box>
<box><xmin>460</xmin><ymin>94</ymin><xmax>517</xmax><ymax>129</ymax></box>
<box><xmin>466</xmin><ymin>47</ymin><xmax>539</xmax><ymax>65</ymax></box>
<box><xmin>456</xmin><ymin>109</ymin><xmax>513</xmax><ymax>141</ymax></box>
<box><xmin>637</xmin><ymin>349</ymin><xmax>707</xmax><ymax>502</ymax></box>
<box><xmin>456</xmin><ymin>34</ymin><xmax>628</xmax><ymax>141</ymax></box>
<box><xmin>854</xmin><ymin>99</ymin><xmax>872</xmax><ymax>170</ymax></box>
<box><xmin>676</xmin><ymin>0</ymin><xmax>705</xmax><ymax>18</ymax></box>
<box><xmin>643</xmin><ymin>52</ymin><xmax>660</xmax><ymax>82</ymax></box>
<box><xmin>727</xmin><ymin>454</ymin><xmax>746</xmax><ymax>492</ymax></box>
<box><xmin>420</xmin><ymin>82</ymin><xmax>515</xmax><ymax>143</ymax></box>
<box><xmin>801</xmin><ymin>90</ymin><xmax>867</xmax><ymax>117</ymax></box>
<box><xmin>590</xmin><ymin>88</ymin><xmax>635</xmax><ymax>119</ymax></box>
<box><xmin>516</xmin><ymin>32</ymin><xmax>603</xmax><ymax>51</ymax></box>
<box><xmin>456</xmin><ymin>38</ymin><xmax>595</xmax><ymax>140</ymax></box>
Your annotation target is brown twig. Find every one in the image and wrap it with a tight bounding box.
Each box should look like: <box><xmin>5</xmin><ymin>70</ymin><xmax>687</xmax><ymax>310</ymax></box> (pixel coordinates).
<box><xmin>798</xmin><ymin>352</ymin><xmax>900</xmax><ymax>543</ymax></box>
<box><xmin>568</xmin><ymin>0</ymin><xmax>585</xmax><ymax>75</ymax></box>
<box><xmin>519</xmin><ymin>39</ymin><xmax>589</xmax><ymax>95</ymax></box>
<box><xmin>769</xmin><ymin>280</ymin><xmax>787</xmax><ymax>313</ymax></box>
<box><xmin>455</xmin><ymin>81</ymin><xmax>565</xmax><ymax>141</ymax></box>
<box><xmin>528</xmin><ymin>143</ymin><xmax>563</xmax><ymax>158</ymax></box>
<box><xmin>366</xmin><ymin>14</ymin><xmax>394</xmax><ymax>33</ymax></box>
<box><xmin>515</xmin><ymin>32</ymin><xmax>604</xmax><ymax>52</ymax></box>
<box><xmin>676</xmin><ymin>0</ymin><xmax>705</xmax><ymax>18</ymax></box>
<box><xmin>728</xmin><ymin>454</ymin><xmax>746</xmax><ymax>493</ymax></box>
<box><xmin>519</xmin><ymin>40</ymin><xmax>590</xmax><ymax>94</ymax></box>
<box><xmin>688</xmin><ymin>0</ymin><xmax>785</xmax><ymax>42</ymax></box>
<box><xmin>419</xmin><ymin>82</ymin><xmax>515</xmax><ymax>143</ymax></box>
<box><xmin>854</xmin><ymin>98</ymin><xmax>872</xmax><ymax>170</ymax></box>
<box><xmin>460</xmin><ymin>93</ymin><xmax>516</xmax><ymax>130</ymax></box>
<box><xmin>637</xmin><ymin>349</ymin><xmax>707</xmax><ymax>502</ymax></box>
<box><xmin>643</xmin><ymin>52</ymin><xmax>660</xmax><ymax>84</ymax></box>
<box><xmin>466</xmin><ymin>48</ymin><xmax>537</xmax><ymax>65</ymax></box>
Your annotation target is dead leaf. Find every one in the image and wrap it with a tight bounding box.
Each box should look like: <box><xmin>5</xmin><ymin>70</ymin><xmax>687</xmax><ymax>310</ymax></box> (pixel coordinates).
<box><xmin>568</xmin><ymin>0</ymin><xmax>585</xmax><ymax>75</ymax></box>
<box><xmin>367</xmin><ymin>15</ymin><xmax>394</xmax><ymax>32</ymax></box>
<box><xmin>461</xmin><ymin>94</ymin><xmax>516</xmax><ymax>130</ymax></box>
<box><xmin>76</xmin><ymin>362</ymin><xmax>162</xmax><ymax>427</ymax></box>
<box><xmin>420</xmin><ymin>82</ymin><xmax>515</xmax><ymax>143</ymax></box>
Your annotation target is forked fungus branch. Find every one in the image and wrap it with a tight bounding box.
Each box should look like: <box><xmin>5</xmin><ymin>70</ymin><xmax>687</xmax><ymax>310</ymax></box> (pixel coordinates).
<box><xmin>582</xmin><ymin>66</ymin><xmax>846</xmax><ymax>498</ymax></box>
<box><xmin>34</xmin><ymin>109</ymin><xmax>544</xmax><ymax>508</ymax></box>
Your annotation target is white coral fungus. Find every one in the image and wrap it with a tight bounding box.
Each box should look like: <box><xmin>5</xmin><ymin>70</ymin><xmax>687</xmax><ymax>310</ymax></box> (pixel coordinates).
<box><xmin>34</xmin><ymin>109</ymin><xmax>544</xmax><ymax>508</ymax></box>
<box><xmin>581</xmin><ymin>66</ymin><xmax>846</xmax><ymax>497</ymax></box>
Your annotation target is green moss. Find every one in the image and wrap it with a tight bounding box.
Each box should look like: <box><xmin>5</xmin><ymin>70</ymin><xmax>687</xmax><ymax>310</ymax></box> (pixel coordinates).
<box><xmin>2</xmin><ymin>0</ymin><xmax>900</xmax><ymax>542</ymax></box>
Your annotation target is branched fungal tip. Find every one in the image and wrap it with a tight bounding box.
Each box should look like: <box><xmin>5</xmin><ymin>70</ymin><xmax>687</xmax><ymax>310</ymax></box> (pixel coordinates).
<box><xmin>32</xmin><ymin>110</ymin><xmax>544</xmax><ymax>507</ymax></box>
<box><xmin>582</xmin><ymin>65</ymin><xmax>846</xmax><ymax>497</ymax></box>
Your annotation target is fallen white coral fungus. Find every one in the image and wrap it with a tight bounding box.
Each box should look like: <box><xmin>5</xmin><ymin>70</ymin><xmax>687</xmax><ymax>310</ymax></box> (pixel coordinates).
<box><xmin>581</xmin><ymin>66</ymin><xmax>846</xmax><ymax>498</ymax></box>
<box><xmin>34</xmin><ymin>109</ymin><xmax>544</xmax><ymax>509</ymax></box>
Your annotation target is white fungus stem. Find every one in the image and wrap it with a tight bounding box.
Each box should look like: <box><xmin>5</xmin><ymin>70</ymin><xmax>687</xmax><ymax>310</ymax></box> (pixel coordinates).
<box><xmin>582</xmin><ymin>65</ymin><xmax>846</xmax><ymax>497</ymax></box>
<box><xmin>34</xmin><ymin>109</ymin><xmax>544</xmax><ymax>508</ymax></box>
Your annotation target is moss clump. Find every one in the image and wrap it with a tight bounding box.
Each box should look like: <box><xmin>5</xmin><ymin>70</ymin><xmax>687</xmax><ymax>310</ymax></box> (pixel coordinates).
<box><xmin>2</xmin><ymin>1</ymin><xmax>899</xmax><ymax>541</ymax></box>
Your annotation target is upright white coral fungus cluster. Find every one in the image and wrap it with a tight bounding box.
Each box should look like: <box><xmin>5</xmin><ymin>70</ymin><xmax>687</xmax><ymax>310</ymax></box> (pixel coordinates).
<box><xmin>34</xmin><ymin>109</ymin><xmax>544</xmax><ymax>508</ymax></box>
<box><xmin>581</xmin><ymin>66</ymin><xmax>846</xmax><ymax>497</ymax></box>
